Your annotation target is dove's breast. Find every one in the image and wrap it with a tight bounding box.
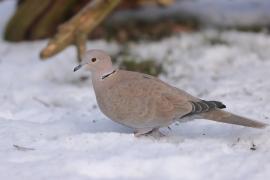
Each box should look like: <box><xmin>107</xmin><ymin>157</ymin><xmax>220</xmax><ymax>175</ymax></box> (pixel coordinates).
<box><xmin>95</xmin><ymin>83</ymin><xmax>158</xmax><ymax>128</ymax></box>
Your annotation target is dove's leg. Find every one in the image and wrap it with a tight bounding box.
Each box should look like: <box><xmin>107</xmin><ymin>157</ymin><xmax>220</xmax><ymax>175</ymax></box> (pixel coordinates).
<box><xmin>134</xmin><ymin>128</ymin><xmax>153</xmax><ymax>137</ymax></box>
<box><xmin>146</xmin><ymin>128</ymin><xmax>165</xmax><ymax>138</ymax></box>
<box><xmin>134</xmin><ymin>128</ymin><xmax>165</xmax><ymax>138</ymax></box>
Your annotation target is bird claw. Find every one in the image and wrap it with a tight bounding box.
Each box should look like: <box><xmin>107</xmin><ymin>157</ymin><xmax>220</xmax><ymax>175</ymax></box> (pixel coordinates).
<box><xmin>134</xmin><ymin>128</ymin><xmax>165</xmax><ymax>138</ymax></box>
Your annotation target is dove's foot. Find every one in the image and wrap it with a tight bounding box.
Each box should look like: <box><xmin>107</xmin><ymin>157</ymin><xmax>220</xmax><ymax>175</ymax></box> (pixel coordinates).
<box><xmin>134</xmin><ymin>128</ymin><xmax>165</xmax><ymax>138</ymax></box>
<box><xmin>146</xmin><ymin>128</ymin><xmax>165</xmax><ymax>138</ymax></box>
<box><xmin>134</xmin><ymin>128</ymin><xmax>153</xmax><ymax>137</ymax></box>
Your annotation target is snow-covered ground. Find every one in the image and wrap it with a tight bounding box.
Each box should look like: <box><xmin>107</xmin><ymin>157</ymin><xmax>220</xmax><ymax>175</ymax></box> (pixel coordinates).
<box><xmin>1</xmin><ymin>1</ymin><xmax>270</xmax><ymax>180</ymax></box>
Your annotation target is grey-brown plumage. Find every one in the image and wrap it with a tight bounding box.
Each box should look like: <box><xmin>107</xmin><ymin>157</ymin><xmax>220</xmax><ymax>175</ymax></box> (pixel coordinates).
<box><xmin>74</xmin><ymin>49</ymin><xmax>268</xmax><ymax>137</ymax></box>
<box><xmin>183</xmin><ymin>100</ymin><xmax>226</xmax><ymax>117</ymax></box>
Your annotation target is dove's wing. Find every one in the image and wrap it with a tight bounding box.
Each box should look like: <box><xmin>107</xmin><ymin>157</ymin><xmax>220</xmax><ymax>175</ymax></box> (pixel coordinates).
<box><xmin>98</xmin><ymin>72</ymin><xmax>194</xmax><ymax>128</ymax></box>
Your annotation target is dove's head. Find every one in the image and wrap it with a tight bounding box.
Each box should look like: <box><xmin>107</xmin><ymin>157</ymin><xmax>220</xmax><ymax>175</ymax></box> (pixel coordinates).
<box><xmin>73</xmin><ymin>49</ymin><xmax>114</xmax><ymax>75</ymax></box>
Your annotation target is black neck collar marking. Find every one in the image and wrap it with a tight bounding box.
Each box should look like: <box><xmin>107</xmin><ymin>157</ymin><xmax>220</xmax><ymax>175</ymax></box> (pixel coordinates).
<box><xmin>101</xmin><ymin>70</ymin><xmax>116</xmax><ymax>80</ymax></box>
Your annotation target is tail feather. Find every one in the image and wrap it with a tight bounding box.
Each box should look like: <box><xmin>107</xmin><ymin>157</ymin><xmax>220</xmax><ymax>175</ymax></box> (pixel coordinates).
<box><xmin>201</xmin><ymin>110</ymin><xmax>268</xmax><ymax>129</ymax></box>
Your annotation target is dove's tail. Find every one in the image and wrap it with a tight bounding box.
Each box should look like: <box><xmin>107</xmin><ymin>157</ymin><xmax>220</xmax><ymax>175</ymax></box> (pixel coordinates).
<box><xmin>201</xmin><ymin>109</ymin><xmax>268</xmax><ymax>128</ymax></box>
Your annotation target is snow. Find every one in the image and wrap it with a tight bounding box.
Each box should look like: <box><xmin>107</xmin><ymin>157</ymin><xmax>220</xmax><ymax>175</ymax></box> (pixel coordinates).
<box><xmin>1</xmin><ymin>1</ymin><xmax>270</xmax><ymax>180</ymax></box>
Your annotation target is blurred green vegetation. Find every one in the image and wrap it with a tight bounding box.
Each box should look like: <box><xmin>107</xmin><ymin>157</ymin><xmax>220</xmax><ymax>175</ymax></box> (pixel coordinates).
<box><xmin>120</xmin><ymin>58</ymin><xmax>163</xmax><ymax>76</ymax></box>
<box><xmin>112</xmin><ymin>48</ymin><xmax>163</xmax><ymax>76</ymax></box>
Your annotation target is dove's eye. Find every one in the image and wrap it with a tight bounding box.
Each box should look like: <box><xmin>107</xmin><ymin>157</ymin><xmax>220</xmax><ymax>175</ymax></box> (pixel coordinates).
<box><xmin>91</xmin><ymin>58</ymin><xmax>97</xmax><ymax>62</ymax></box>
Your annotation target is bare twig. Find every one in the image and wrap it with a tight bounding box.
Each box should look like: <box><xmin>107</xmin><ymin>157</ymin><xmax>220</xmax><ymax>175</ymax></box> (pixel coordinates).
<box><xmin>13</xmin><ymin>144</ymin><xmax>35</xmax><ymax>151</ymax></box>
<box><xmin>137</xmin><ymin>0</ymin><xmax>174</xmax><ymax>6</ymax></box>
<box><xmin>40</xmin><ymin>0</ymin><xmax>122</xmax><ymax>61</ymax></box>
<box><xmin>33</xmin><ymin>97</ymin><xmax>50</xmax><ymax>107</ymax></box>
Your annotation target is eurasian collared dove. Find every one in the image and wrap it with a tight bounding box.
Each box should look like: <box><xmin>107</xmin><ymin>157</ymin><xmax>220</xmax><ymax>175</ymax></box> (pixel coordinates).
<box><xmin>74</xmin><ymin>49</ymin><xmax>268</xmax><ymax>137</ymax></box>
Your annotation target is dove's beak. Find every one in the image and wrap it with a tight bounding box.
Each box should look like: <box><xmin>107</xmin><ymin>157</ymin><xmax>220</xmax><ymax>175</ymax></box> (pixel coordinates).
<box><xmin>73</xmin><ymin>64</ymin><xmax>83</xmax><ymax>72</ymax></box>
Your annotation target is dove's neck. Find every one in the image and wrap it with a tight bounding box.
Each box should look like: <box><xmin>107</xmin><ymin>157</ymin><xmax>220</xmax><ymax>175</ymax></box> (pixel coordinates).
<box><xmin>92</xmin><ymin>66</ymin><xmax>115</xmax><ymax>79</ymax></box>
<box><xmin>92</xmin><ymin>67</ymin><xmax>117</xmax><ymax>88</ymax></box>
